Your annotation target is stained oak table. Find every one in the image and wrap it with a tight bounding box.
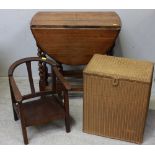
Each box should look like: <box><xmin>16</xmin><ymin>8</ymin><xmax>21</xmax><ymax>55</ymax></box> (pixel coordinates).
<box><xmin>30</xmin><ymin>12</ymin><xmax>121</xmax><ymax>91</ymax></box>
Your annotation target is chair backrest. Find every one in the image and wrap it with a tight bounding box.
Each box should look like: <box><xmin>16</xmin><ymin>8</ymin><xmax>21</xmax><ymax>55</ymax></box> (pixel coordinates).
<box><xmin>8</xmin><ymin>57</ymin><xmax>57</xmax><ymax>100</ymax></box>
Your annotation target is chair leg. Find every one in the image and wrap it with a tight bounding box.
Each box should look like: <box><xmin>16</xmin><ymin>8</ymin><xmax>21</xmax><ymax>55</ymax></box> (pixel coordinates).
<box><xmin>20</xmin><ymin>121</ymin><xmax>28</xmax><ymax>145</ymax></box>
<box><xmin>12</xmin><ymin>106</ymin><xmax>18</xmax><ymax>121</ymax></box>
<box><xmin>10</xmin><ymin>85</ymin><xmax>19</xmax><ymax>121</ymax></box>
<box><xmin>64</xmin><ymin>90</ymin><xmax>70</xmax><ymax>133</ymax></box>
<box><xmin>19</xmin><ymin>105</ymin><xmax>29</xmax><ymax>145</ymax></box>
<box><xmin>65</xmin><ymin>115</ymin><xmax>70</xmax><ymax>133</ymax></box>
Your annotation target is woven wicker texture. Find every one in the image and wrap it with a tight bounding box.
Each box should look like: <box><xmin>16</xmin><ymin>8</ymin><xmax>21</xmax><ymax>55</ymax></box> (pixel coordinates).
<box><xmin>83</xmin><ymin>54</ymin><xmax>154</xmax><ymax>144</ymax></box>
<box><xmin>84</xmin><ymin>54</ymin><xmax>153</xmax><ymax>83</ymax></box>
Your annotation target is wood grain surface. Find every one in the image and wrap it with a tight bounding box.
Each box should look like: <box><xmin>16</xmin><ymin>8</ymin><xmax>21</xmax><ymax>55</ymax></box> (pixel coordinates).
<box><xmin>31</xmin><ymin>12</ymin><xmax>121</xmax><ymax>65</ymax></box>
<box><xmin>31</xmin><ymin>12</ymin><xmax>121</xmax><ymax>28</ymax></box>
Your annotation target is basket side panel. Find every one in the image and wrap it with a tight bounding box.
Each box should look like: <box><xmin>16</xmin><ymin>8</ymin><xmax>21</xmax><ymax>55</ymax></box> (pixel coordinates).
<box><xmin>83</xmin><ymin>74</ymin><xmax>151</xmax><ymax>143</ymax></box>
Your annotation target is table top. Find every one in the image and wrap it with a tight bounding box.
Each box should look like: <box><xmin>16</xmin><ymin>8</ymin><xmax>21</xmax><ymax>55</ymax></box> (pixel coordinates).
<box><xmin>30</xmin><ymin>12</ymin><xmax>121</xmax><ymax>65</ymax></box>
<box><xmin>31</xmin><ymin>12</ymin><xmax>121</xmax><ymax>29</ymax></box>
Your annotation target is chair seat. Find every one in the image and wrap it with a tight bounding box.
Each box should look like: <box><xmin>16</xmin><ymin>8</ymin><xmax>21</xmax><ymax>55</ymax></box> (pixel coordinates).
<box><xmin>22</xmin><ymin>95</ymin><xmax>65</xmax><ymax>126</ymax></box>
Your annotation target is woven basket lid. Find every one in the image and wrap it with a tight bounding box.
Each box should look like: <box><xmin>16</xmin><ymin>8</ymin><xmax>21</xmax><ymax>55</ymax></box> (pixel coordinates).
<box><xmin>84</xmin><ymin>54</ymin><xmax>154</xmax><ymax>83</ymax></box>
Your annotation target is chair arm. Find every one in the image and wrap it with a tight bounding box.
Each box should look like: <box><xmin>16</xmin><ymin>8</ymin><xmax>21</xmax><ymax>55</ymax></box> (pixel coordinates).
<box><xmin>53</xmin><ymin>66</ymin><xmax>71</xmax><ymax>91</ymax></box>
<box><xmin>9</xmin><ymin>77</ymin><xmax>22</xmax><ymax>103</ymax></box>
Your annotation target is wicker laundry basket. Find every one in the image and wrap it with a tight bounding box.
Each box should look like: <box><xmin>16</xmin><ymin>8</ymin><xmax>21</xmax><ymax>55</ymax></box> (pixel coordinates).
<box><xmin>83</xmin><ymin>54</ymin><xmax>154</xmax><ymax>144</ymax></box>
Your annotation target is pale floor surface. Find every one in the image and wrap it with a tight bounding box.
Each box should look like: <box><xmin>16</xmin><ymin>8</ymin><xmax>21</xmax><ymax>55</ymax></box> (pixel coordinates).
<box><xmin>0</xmin><ymin>77</ymin><xmax>155</xmax><ymax>145</ymax></box>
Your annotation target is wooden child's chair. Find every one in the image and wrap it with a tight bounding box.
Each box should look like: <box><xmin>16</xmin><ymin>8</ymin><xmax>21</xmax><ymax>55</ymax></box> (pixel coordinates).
<box><xmin>8</xmin><ymin>57</ymin><xmax>71</xmax><ymax>144</ymax></box>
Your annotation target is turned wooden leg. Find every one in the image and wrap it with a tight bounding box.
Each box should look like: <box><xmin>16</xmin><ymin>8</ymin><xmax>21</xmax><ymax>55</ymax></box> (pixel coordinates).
<box><xmin>43</xmin><ymin>61</ymin><xmax>48</xmax><ymax>86</ymax></box>
<box><xmin>64</xmin><ymin>90</ymin><xmax>70</xmax><ymax>133</ymax></box>
<box><xmin>38</xmin><ymin>63</ymin><xmax>46</xmax><ymax>91</ymax></box>
<box><xmin>57</xmin><ymin>64</ymin><xmax>64</xmax><ymax>100</ymax></box>
<box><xmin>37</xmin><ymin>47</ymin><xmax>47</xmax><ymax>91</ymax></box>
<box><xmin>52</xmin><ymin>66</ymin><xmax>56</xmax><ymax>93</ymax></box>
